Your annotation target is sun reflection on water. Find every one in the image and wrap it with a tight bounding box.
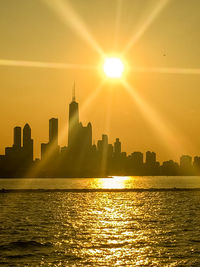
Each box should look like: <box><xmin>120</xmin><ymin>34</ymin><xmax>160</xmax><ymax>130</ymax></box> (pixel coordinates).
<box><xmin>96</xmin><ymin>176</ymin><xmax>132</xmax><ymax>189</ymax></box>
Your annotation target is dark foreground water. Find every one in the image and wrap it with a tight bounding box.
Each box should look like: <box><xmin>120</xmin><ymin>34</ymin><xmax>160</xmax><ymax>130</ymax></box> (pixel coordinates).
<box><xmin>1</xmin><ymin>177</ymin><xmax>200</xmax><ymax>266</ymax></box>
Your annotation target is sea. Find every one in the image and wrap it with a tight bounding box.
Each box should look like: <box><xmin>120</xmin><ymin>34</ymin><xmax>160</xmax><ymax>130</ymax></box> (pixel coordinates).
<box><xmin>1</xmin><ymin>176</ymin><xmax>200</xmax><ymax>266</ymax></box>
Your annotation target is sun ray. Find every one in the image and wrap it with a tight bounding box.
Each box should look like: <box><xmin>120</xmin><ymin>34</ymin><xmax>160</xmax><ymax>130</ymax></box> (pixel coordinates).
<box><xmin>80</xmin><ymin>79</ymin><xmax>107</xmax><ymax>116</ymax></box>
<box><xmin>113</xmin><ymin>0</ymin><xmax>122</xmax><ymax>50</ymax></box>
<box><xmin>123</xmin><ymin>0</ymin><xmax>171</xmax><ymax>55</ymax></box>
<box><xmin>100</xmin><ymin>87</ymin><xmax>114</xmax><ymax>176</ymax></box>
<box><xmin>71</xmin><ymin>79</ymin><xmax>107</xmax><ymax>175</ymax></box>
<box><xmin>0</xmin><ymin>59</ymin><xmax>96</xmax><ymax>70</ymax></box>
<box><xmin>42</xmin><ymin>0</ymin><xmax>104</xmax><ymax>57</ymax></box>
<box><xmin>121</xmin><ymin>79</ymin><xmax>187</xmax><ymax>157</ymax></box>
<box><xmin>26</xmin><ymin>79</ymin><xmax>106</xmax><ymax>178</ymax></box>
<box><xmin>131</xmin><ymin>66</ymin><xmax>200</xmax><ymax>75</ymax></box>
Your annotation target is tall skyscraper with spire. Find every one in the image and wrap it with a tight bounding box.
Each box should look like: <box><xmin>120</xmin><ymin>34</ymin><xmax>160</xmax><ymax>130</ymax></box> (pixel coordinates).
<box><xmin>68</xmin><ymin>83</ymin><xmax>79</xmax><ymax>148</ymax></box>
<box><xmin>68</xmin><ymin>83</ymin><xmax>92</xmax><ymax>154</ymax></box>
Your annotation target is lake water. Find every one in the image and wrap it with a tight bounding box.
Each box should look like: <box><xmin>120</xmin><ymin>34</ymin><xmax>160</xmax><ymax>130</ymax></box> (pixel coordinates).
<box><xmin>1</xmin><ymin>176</ymin><xmax>200</xmax><ymax>190</ymax></box>
<box><xmin>1</xmin><ymin>176</ymin><xmax>200</xmax><ymax>266</ymax></box>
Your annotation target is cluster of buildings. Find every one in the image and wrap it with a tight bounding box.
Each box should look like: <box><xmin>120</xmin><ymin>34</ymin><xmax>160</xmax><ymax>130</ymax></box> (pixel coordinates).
<box><xmin>0</xmin><ymin>90</ymin><xmax>200</xmax><ymax>177</ymax></box>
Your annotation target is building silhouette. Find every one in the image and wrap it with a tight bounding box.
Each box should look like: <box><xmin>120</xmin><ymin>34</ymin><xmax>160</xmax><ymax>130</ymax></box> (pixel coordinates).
<box><xmin>128</xmin><ymin>152</ymin><xmax>144</xmax><ymax>175</ymax></box>
<box><xmin>114</xmin><ymin>138</ymin><xmax>121</xmax><ymax>155</ymax></box>
<box><xmin>49</xmin><ymin>118</ymin><xmax>58</xmax><ymax>146</ymax></box>
<box><xmin>180</xmin><ymin>155</ymin><xmax>193</xmax><ymax>175</ymax></box>
<box><xmin>193</xmin><ymin>156</ymin><xmax>200</xmax><ymax>170</ymax></box>
<box><xmin>68</xmin><ymin>85</ymin><xmax>79</xmax><ymax>149</ymax></box>
<box><xmin>14</xmin><ymin>126</ymin><xmax>21</xmax><ymax>148</ymax></box>
<box><xmin>0</xmin><ymin>86</ymin><xmax>200</xmax><ymax>177</ymax></box>
<box><xmin>0</xmin><ymin>124</ymin><xmax>33</xmax><ymax>176</ymax></box>
<box><xmin>41</xmin><ymin>118</ymin><xmax>60</xmax><ymax>176</ymax></box>
<box><xmin>23</xmin><ymin>123</ymin><xmax>33</xmax><ymax>165</ymax></box>
<box><xmin>68</xmin><ymin>87</ymin><xmax>92</xmax><ymax>157</ymax></box>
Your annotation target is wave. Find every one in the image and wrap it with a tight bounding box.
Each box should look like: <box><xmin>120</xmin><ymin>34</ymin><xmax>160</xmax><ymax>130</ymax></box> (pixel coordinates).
<box><xmin>86</xmin><ymin>241</ymin><xmax>130</xmax><ymax>249</ymax></box>
<box><xmin>0</xmin><ymin>240</ymin><xmax>52</xmax><ymax>251</ymax></box>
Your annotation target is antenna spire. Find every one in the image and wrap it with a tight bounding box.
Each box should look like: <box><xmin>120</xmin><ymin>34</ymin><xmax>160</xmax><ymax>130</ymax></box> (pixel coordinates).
<box><xmin>72</xmin><ymin>81</ymin><xmax>76</xmax><ymax>101</ymax></box>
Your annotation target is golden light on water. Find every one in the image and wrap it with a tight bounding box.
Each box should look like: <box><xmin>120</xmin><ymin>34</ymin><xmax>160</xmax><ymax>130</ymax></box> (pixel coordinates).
<box><xmin>2</xmin><ymin>2</ymin><xmax>200</xmax><ymax>265</ymax></box>
<box><xmin>103</xmin><ymin>57</ymin><xmax>124</xmax><ymax>79</ymax></box>
<box><xmin>98</xmin><ymin>176</ymin><xmax>131</xmax><ymax>189</ymax></box>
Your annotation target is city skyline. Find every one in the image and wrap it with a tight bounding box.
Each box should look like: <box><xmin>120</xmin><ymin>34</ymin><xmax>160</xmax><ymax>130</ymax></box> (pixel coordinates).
<box><xmin>1</xmin><ymin>0</ymin><xmax>200</xmax><ymax>162</ymax></box>
<box><xmin>2</xmin><ymin>2</ymin><xmax>200</xmax><ymax>266</ymax></box>
<box><xmin>2</xmin><ymin>86</ymin><xmax>200</xmax><ymax>165</ymax></box>
<box><xmin>1</xmin><ymin>89</ymin><xmax>200</xmax><ymax>177</ymax></box>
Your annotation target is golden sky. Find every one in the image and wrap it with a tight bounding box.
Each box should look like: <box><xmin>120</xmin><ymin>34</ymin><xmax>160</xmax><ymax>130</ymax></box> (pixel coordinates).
<box><xmin>1</xmin><ymin>0</ymin><xmax>200</xmax><ymax>162</ymax></box>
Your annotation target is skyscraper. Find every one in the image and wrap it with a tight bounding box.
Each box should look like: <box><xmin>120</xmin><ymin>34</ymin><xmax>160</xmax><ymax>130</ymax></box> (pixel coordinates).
<box><xmin>114</xmin><ymin>138</ymin><xmax>121</xmax><ymax>155</ymax></box>
<box><xmin>14</xmin><ymin>126</ymin><xmax>21</xmax><ymax>148</ymax></box>
<box><xmin>23</xmin><ymin>123</ymin><xmax>33</xmax><ymax>163</ymax></box>
<box><xmin>146</xmin><ymin>151</ymin><xmax>156</xmax><ymax>165</ymax></box>
<box><xmin>41</xmin><ymin>119</ymin><xmax>59</xmax><ymax>161</ymax></box>
<box><xmin>49</xmin><ymin>118</ymin><xmax>58</xmax><ymax>146</ymax></box>
<box><xmin>97</xmin><ymin>134</ymin><xmax>108</xmax><ymax>154</ymax></box>
<box><xmin>23</xmin><ymin>123</ymin><xmax>31</xmax><ymax>147</ymax></box>
<box><xmin>180</xmin><ymin>155</ymin><xmax>192</xmax><ymax>174</ymax></box>
<box><xmin>131</xmin><ymin>152</ymin><xmax>143</xmax><ymax>166</ymax></box>
<box><xmin>68</xmin><ymin>84</ymin><xmax>79</xmax><ymax>148</ymax></box>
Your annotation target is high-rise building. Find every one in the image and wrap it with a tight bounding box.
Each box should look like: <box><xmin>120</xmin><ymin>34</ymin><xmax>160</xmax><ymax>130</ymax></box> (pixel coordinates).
<box><xmin>193</xmin><ymin>156</ymin><xmax>200</xmax><ymax>169</ymax></box>
<box><xmin>131</xmin><ymin>152</ymin><xmax>143</xmax><ymax>166</ymax></box>
<box><xmin>68</xmin><ymin>85</ymin><xmax>79</xmax><ymax>148</ymax></box>
<box><xmin>108</xmin><ymin>144</ymin><xmax>113</xmax><ymax>158</ymax></box>
<box><xmin>146</xmin><ymin>151</ymin><xmax>156</xmax><ymax>165</ymax></box>
<box><xmin>23</xmin><ymin>123</ymin><xmax>33</xmax><ymax>162</ymax></box>
<box><xmin>102</xmin><ymin>134</ymin><xmax>108</xmax><ymax>147</ymax></box>
<box><xmin>68</xmin><ymin>86</ymin><xmax>92</xmax><ymax>154</ymax></box>
<box><xmin>23</xmin><ymin>123</ymin><xmax>31</xmax><ymax>147</ymax></box>
<box><xmin>80</xmin><ymin>122</ymin><xmax>92</xmax><ymax>150</ymax></box>
<box><xmin>41</xmin><ymin>143</ymin><xmax>49</xmax><ymax>161</ymax></box>
<box><xmin>97</xmin><ymin>135</ymin><xmax>108</xmax><ymax>153</ymax></box>
<box><xmin>128</xmin><ymin>151</ymin><xmax>144</xmax><ymax>174</ymax></box>
<box><xmin>114</xmin><ymin>138</ymin><xmax>121</xmax><ymax>155</ymax></box>
<box><xmin>180</xmin><ymin>155</ymin><xmax>192</xmax><ymax>170</ymax></box>
<box><xmin>49</xmin><ymin>118</ymin><xmax>58</xmax><ymax>146</ymax></box>
<box><xmin>14</xmin><ymin>126</ymin><xmax>21</xmax><ymax>148</ymax></box>
<box><xmin>40</xmin><ymin>119</ymin><xmax>59</xmax><ymax>161</ymax></box>
<box><xmin>97</xmin><ymin>135</ymin><xmax>109</xmax><ymax>159</ymax></box>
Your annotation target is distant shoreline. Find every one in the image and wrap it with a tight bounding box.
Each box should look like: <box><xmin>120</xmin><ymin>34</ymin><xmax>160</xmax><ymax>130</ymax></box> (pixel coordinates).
<box><xmin>0</xmin><ymin>175</ymin><xmax>200</xmax><ymax>179</ymax></box>
<box><xmin>0</xmin><ymin>176</ymin><xmax>113</xmax><ymax>179</ymax></box>
<box><xmin>1</xmin><ymin>188</ymin><xmax>200</xmax><ymax>193</ymax></box>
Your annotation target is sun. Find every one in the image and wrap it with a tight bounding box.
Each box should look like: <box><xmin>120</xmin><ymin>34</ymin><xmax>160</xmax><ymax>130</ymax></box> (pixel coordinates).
<box><xmin>103</xmin><ymin>57</ymin><xmax>124</xmax><ymax>78</ymax></box>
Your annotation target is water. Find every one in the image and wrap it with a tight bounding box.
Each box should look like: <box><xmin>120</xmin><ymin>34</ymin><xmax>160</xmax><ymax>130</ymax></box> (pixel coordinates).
<box><xmin>1</xmin><ymin>176</ymin><xmax>200</xmax><ymax>190</ymax></box>
<box><xmin>1</xmin><ymin>177</ymin><xmax>200</xmax><ymax>266</ymax></box>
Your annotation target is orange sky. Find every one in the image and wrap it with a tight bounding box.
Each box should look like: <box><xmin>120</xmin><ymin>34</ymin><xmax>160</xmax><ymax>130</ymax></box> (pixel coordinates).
<box><xmin>1</xmin><ymin>0</ymin><xmax>200</xmax><ymax>162</ymax></box>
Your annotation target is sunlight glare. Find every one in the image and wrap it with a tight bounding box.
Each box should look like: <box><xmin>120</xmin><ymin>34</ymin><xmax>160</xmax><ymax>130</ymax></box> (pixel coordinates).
<box><xmin>42</xmin><ymin>0</ymin><xmax>104</xmax><ymax>57</ymax></box>
<box><xmin>131</xmin><ymin>66</ymin><xmax>200</xmax><ymax>75</ymax></box>
<box><xmin>113</xmin><ymin>0</ymin><xmax>122</xmax><ymax>50</ymax></box>
<box><xmin>103</xmin><ymin>57</ymin><xmax>124</xmax><ymax>78</ymax></box>
<box><xmin>121</xmin><ymin>79</ymin><xmax>186</xmax><ymax>156</ymax></box>
<box><xmin>100</xmin><ymin>176</ymin><xmax>130</xmax><ymax>189</ymax></box>
<box><xmin>0</xmin><ymin>59</ymin><xmax>96</xmax><ymax>70</ymax></box>
<box><xmin>123</xmin><ymin>0</ymin><xmax>171</xmax><ymax>54</ymax></box>
<box><xmin>25</xmin><ymin>80</ymin><xmax>106</xmax><ymax>178</ymax></box>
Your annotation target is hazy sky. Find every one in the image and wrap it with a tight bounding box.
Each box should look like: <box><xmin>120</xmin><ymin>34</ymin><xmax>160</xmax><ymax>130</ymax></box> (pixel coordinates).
<box><xmin>1</xmin><ymin>0</ymin><xmax>200</xmax><ymax>162</ymax></box>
